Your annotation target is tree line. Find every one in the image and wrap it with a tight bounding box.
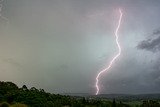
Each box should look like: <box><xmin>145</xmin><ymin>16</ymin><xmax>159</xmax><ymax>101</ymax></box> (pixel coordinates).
<box><xmin>0</xmin><ymin>81</ymin><xmax>160</xmax><ymax>107</ymax></box>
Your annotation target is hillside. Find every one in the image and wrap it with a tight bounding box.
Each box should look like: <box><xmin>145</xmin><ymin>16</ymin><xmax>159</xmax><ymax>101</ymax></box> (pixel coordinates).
<box><xmin>0</xmin><ymin>81</ymin><xmax>160</xmax><ymax>107</ymax></box>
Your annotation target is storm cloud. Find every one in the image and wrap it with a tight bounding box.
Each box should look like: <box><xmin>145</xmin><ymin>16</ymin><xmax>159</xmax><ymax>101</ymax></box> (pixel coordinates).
<box><xmin>137</xmin><ymin>29</ymin><xmax>160</xmax><ymax>52</ymax></box>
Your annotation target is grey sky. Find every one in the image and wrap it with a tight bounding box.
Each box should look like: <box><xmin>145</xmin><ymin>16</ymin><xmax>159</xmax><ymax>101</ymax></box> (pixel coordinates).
<box><xmin>0</xmin><ymin>0</ymin><xmax>160</xmax><ymax>94</ymax></box>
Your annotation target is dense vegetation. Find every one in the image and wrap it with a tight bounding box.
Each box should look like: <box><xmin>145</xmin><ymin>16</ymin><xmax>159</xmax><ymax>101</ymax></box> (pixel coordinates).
<box><xmin>0</xmin><ymin>81</ymin><xmax>160</xmax><ymax>107</ymax></box>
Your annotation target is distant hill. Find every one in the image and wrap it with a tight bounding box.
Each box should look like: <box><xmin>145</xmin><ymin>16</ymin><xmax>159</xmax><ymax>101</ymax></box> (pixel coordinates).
<box><xmin>96</xmin><ymin>94</ymin><xmax>160</xmax><ymax>100</ymax></box>
<box><xmin>63</xmin><ymin>93</ymin><xmax>160</xmax><ymax>101</ymax></box>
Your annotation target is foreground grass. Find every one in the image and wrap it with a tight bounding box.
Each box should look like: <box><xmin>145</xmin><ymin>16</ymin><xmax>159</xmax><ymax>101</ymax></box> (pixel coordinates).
<box><xmin>0</xmin><ymin>102</ymin><xmax>28</xmax><ymax>107</ymax></box>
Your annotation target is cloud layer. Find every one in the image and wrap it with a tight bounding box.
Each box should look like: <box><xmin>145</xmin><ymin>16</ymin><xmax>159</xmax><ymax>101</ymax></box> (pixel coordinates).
<box><xmin>137</xmin><ymin>29</ymin><xmax>160</xmax><ymax>52</ymax></box>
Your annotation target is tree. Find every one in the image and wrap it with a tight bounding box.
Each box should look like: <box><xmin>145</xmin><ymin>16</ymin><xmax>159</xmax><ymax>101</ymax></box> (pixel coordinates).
<box><xmin>22</xmin><ymin>85</ymin><xmax>28</xmax><ymax>91</ymax></box>
<box><xmin>112</xmin><ymin>99</ymin><xmax>116</xmax><ymax>107</ymax></box>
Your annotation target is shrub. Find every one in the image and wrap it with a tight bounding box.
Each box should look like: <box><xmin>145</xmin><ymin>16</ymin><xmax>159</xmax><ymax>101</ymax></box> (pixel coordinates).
<box><xmin>10</xmin><ymin>103</ymin><xmax>28</xmax><ymax>107</ymax></box>
<box><xmin>0</xmin><ymin>102</ymin><xmax>10</xmax><ymax>107</ymax></box>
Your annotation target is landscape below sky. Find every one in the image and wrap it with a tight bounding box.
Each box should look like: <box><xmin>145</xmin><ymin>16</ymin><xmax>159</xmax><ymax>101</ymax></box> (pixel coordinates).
<box><xmin>0</xmin><ymin>0</ymin><xmax>160</xmax><ymax>95</ymax></box>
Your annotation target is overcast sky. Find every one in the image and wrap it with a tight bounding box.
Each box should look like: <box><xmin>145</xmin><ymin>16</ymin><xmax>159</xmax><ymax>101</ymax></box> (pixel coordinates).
<box><xmin>0</xmin><ymin>0</ymin><xmax>160</xmax><ymax>94</ymax></box>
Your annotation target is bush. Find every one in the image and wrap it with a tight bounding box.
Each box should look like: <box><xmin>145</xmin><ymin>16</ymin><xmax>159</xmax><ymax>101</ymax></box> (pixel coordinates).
<box><xmin>0</xmin><ymin>102</ymin><xmax>10</xmax><ymax>107</ymax></box>
<box><xmin>10</xmin><ymin>103</ymin><xmax>28</xmax><ymax>107</ymax></box>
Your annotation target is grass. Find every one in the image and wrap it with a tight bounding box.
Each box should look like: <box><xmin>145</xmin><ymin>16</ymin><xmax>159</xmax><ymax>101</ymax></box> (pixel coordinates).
<box><xmin>0</xmin><ymin>102</ymin><xmax>28</xmax><ymax>107</ymax></box>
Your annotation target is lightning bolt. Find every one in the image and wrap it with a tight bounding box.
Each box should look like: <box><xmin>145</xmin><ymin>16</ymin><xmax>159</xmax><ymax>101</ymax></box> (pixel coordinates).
<box><xmin>0</xmin><ymin>0</ymin><xmax>9</xmax><ymax>24</ymax></box>
<box><xmin>95</xmin><ymin>9</ymin><xmax>123</xmax><ymax>95</ymax></box>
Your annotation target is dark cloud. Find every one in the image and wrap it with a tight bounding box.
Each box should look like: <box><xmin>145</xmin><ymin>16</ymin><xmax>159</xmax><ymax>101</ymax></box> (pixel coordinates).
<box><xmin>137</xmin><ymin>29</ymin><xmax>160</xmax><ymax>52</ymax></box>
